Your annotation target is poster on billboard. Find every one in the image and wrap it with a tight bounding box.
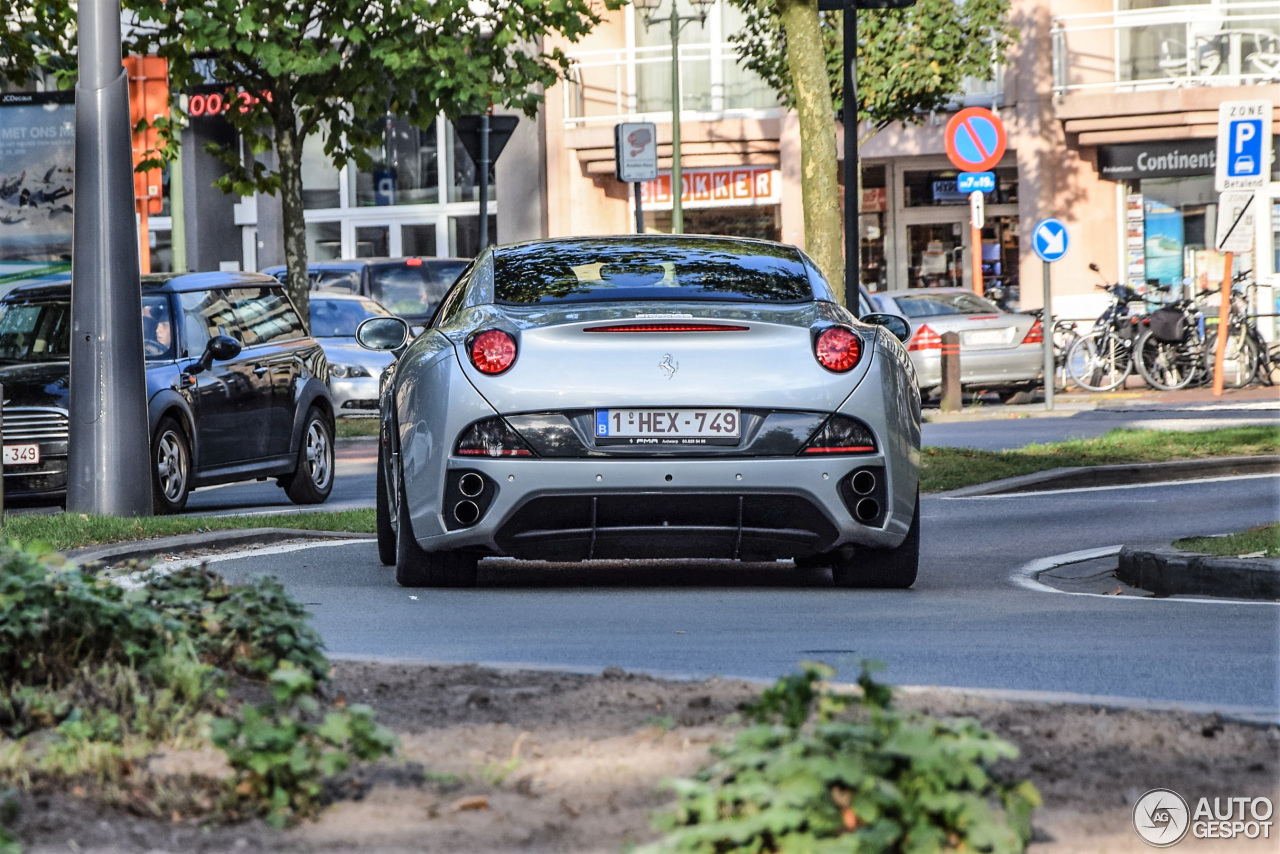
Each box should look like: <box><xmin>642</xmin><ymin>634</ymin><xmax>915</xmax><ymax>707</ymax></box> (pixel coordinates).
<box><xmin>0</xmin><ymin>92</ymin><xmax>75</xmax><ymax>290</ymax></box>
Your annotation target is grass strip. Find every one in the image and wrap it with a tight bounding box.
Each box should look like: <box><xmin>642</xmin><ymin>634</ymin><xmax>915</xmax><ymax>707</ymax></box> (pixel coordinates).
<box><xmin>921</xmin><ymin>425</ymin><xmax>1278</xmax><ymax>493</ymax></box>
<box><xmin>334</xmin><ymin>418</ymin><xmax>380</xmax><ymax>438</ymax></box>
<box><xmin>1174</xmin><ymin>523</ymin><xmax>1280</xmax><ymax>559</ymax></box>
<box><xmin>0</xmin><ymin>509</ymin><xmax>375</xmax><ymax>552</ymax></box>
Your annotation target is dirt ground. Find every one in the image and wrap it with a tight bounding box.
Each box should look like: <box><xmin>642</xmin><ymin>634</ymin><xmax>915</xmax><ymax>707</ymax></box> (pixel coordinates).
<box><xmin>8</xmin><ymin>660</ymin><xmax>1279</xmax><ymax>854</ymax></box>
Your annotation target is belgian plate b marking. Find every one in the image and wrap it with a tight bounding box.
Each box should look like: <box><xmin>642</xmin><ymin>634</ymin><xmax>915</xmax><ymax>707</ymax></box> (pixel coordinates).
<box><xmin>659</xmin><ymin>354</ymin><xmax>679</xmax><ymax>379</ymax></box>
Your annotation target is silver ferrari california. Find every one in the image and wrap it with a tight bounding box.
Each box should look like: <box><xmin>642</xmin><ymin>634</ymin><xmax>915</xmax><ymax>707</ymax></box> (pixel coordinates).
<box><xmin>357</xmin><ymin>236</ymin><xmax>922</xmax><ymax>589</ymax></box>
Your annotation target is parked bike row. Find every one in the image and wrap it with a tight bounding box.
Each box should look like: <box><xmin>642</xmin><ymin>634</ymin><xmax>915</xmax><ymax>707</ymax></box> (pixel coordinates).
<box><xmin>1054</xmin><ymin>264</ymin><xmax>1277</xmax><ymax>393</ymax></box>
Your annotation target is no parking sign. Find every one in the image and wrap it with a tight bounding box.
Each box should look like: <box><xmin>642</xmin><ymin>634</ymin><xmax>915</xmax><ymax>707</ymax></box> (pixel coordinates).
<box><xmin>944</xmin><ymin>108</ymin><xmax>1007</xmax><ymax>173</ymax></box>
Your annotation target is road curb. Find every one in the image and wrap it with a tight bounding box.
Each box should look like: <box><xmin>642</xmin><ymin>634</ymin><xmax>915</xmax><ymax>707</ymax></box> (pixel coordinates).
<box><xmin>68</xmin><ymin>528</ymin><xmax>371</xmax><ymax>568</ymax></box>
<box><xmin>1117</xmin><ymin>544</ymin><xmax>1280</xmax><ymax>601</ymax></box>
<box><xmin>941</xmin><ymin>454</ymin><xmax>1280</xmax><ymax>496</ymax></box>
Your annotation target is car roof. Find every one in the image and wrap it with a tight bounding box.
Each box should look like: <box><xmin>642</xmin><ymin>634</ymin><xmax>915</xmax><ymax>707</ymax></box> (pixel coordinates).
<box><xmin>880</xmin><ymin>288</ymin><xmax>980</xmax><ymax>297</ymax></box>
<box><xmin>262</xmin><ymin>257</ymin><xmax>468</xmax><ymax>273</ymax></box>
<box><xmin>493</xmin><ymin>234</ymin><xmax>796</xmax><ymax>256</ymax></box>
<box><xmin>310</xmin><ymin>291</ymin><xmax>381</xmax><ymax>302</ymax></box>
<box><xmin>2</xmin><ymin>270</ymin><xmax>282</xmax><ymax>301</ymax></box>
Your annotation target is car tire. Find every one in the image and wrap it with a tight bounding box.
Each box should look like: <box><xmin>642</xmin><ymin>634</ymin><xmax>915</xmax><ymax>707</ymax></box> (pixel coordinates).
<box><xmin>151</xmin><ymin>417</ymin><xmax>191</xmax><ymax>515</ymax></box>
<box><xmin>376</xmin><ymin>441</ymin><xmax>396</xmax><ymax>566</ymax></box>
<box><xmin>284</xmin><ymin>406</ymin><xmax>335</xmax><ymax>505</ymax></box>
<box><xmin>395</xmin><ymin>475</ymin><xmax>478</xmax><ymax>588</ymax></box>
<box><xmin>830</xmin><ymin>491</ymin><xmax>920</xmax><ymax>589</ymax></box>
<box><xmin>997</xmin><ymin>385</ymin><xmax>1036</xmax><ymax>405</ymax></box>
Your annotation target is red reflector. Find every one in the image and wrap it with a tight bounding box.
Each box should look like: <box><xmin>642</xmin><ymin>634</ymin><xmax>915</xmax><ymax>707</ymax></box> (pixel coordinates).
<box><xmin>405</xmin><ymin>257</ymin><xmax>423</xmax><ymax>266</ymax></box>
<box><xmin>583</xmin><ymin>323</ymin><xmax>749</xmax><ymax>333</ymax></box>
<box><xmin>803</xmin><ymin>446</ymin><xmax>876</xmax><ymax>454</ymax></box>
<box><xmin>456</xmin><ymin>448</ymin><xmax>532</xmax><ymax>457</ymax></box>
<box><xmin>907</xmin><ymin>324</ymin><xmax>941</xmax><ymax>352</ymax></box>
<box><xmin>815</xmin><ymin>327</ymin><xmax>861</xmax><ymax>372</ymax></box>
<box><xmin>1021</xmin><ymin>319</ymin><xmax>1043</xmax><ymax>345</ymax></box>
<box><xmin>967</xmin><ymin>315</ymin><xmax>1000</xmax><ymax>321</ymax></box>
<box><xmin>469</xmin><ymin>329</ymin><xmax>517</xmax><ymax>374</ymax></box>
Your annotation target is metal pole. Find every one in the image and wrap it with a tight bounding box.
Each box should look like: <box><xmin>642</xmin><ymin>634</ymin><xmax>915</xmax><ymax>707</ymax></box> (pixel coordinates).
<box><xmin>1042</xmin><ymin>261</ymin><xmax>1055</xmax><ymax>411</ymax></box>
<box><xmin>68</xmin><ymin>0</ymin><xmax>153</xmax><ymax>516</ymax></box>
<box><xmin>971</xmin><ymin>223</ymin><xmax>983</xmax><ymax>296</ymax></box>
<box><xmin>634</xmin><ymin>182</ymin><xmax>644</xmax><ymax>234</ymax></box>
<box><xmin>670</xmin><ymin>10</ymin><xmax>683</xmax><ymax>235</ymax></box>
<box><xmin>843</xmin><ymin>7</ymin><xmax>858</xmax><ymax>308</ymax></box>
<box><xmin>1212</xmin><ymin>252</ymin><xmax>1233</xmax><ymax>397</ymax></box>
<box><xmin>478</xmin><ymin>113</ymin><xmax>490</xmax><ymax>250</ymax></box>
<box><xmin>170</xmin><ymin>139</ymin><xmax>186</xmax><ymax>271</ymax></box>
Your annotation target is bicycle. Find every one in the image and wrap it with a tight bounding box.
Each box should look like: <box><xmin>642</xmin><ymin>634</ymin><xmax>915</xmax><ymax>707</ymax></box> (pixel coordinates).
<box><xmin>1132</xmin><ymin>293</ymin><xmax>1206</xmax><ymax>390</ymax></box>
<box><xmin>1064</xmin><ymin>265</ymin><xmax>1145</xmax><ymax>392</ymax></box>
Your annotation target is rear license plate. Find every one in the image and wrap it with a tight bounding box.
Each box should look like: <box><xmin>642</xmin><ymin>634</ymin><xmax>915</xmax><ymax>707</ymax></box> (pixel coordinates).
<box><xmin>3</xmin><ymin>444</ymin><xmax>40</xmax><ymax>466</ymax></box>
<box><xmin>595</xmin><ymin>409</ymin><xmax>740</xmax><ymax>446</ymax></box>
<box><xmin>963</xmin><ymin>327</ymin><xmax>1015</xmax><ymax>346</ymax></box>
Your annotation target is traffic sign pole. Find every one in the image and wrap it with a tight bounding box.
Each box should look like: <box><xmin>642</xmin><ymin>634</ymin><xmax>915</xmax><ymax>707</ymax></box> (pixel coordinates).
<box><xmin>634</xmin><ymin>182</ymin><xmax>643</xmax><ymax>234</ymax></box>
<box><xmin>1031</xmin><ymin>218</ymin><xmax>1070</xmax><ymax>411</ymax></box>
<box><xmin>1042</xmin><ymin>261</ymin><xmax>1054</xmax><ymax>411</ymax></box>
<box><xmin>969</xmin><ymin>191</ymin><xmax>984</xmax><ymax>297</ymax></box>
<box><xmin>1212</xmin><ymin>252</ymin><xmax>1233</xmax><ymax>397</ymax></box>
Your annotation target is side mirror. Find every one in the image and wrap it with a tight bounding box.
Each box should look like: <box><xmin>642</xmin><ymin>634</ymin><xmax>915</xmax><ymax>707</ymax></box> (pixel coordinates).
<box><xmin>357</xmin><ymin>316</ymin><xmax>411</xmax><ymax>353</ymax></box>
<box><xmin>186</xmin><ymin>334</ymin><xmax>241</xmax><ymax>375</ymax></box>
<box><xmin>860</xmin><ymin>313</ymin><xmax>911</xmax><ymax>343</ymax></box>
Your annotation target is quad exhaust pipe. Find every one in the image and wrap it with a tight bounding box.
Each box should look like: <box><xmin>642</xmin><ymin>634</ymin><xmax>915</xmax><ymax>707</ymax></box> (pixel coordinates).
<box><xmin>851</xmin><ymin>470</ymin><xmax>876</xmax><ymax>496</ymax></box>
<box><xmin>855</xmin><ymin>497</ymin><xmax>880</xmax><ymax>523</ymax></box>
<box><xmin>454</xmin><ymin>500</ymin><xmax>480</xmax><ymax>526</ymax></box>
<box><xmin>458</xmin><ymin>472</ymin><xmax>485</xmax><ymax>497</ymax></box>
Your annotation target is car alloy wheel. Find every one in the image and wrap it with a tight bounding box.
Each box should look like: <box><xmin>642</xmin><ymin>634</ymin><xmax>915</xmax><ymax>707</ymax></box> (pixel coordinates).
<box><xmin>151</xmin><ymin>417</ymin><xmax>191</xmax><ymax>514</ymax></box>
<box><xmin>284</xmin><ymin>407</ymin><xmax>335</xmax><ymax>504</ymax></box>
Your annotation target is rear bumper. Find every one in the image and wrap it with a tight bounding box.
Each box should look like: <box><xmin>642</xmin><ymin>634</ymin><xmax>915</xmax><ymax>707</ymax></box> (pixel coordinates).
<box><xmin>911</xmin><ymin>346</ymin><xmax>1042</xmax><ymax>390</ymax></box>
<box><xmin>407</xmin><ymin>454</ymin><xmax>904</xmax><ymax>559</ymax></box>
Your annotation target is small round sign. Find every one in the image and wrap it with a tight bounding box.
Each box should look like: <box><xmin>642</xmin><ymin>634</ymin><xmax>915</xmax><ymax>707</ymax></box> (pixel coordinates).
<box><xmin>1032</xmin><ymin>217</ymin><xmax>1069</xmax><ymax>263</ymax></box>
<box><xmin>944</xmin><ymin>107</ymin><xmax>1007</xmax><ymax>173</ymax></box>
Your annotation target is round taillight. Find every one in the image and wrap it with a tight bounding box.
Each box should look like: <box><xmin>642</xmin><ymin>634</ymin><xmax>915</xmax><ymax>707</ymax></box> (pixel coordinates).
<box><xmin>469</xmin><ymin>329</ymin><xmax>517</xmax><ymax>375</ymax></box>
<box><xmin>815</xmin><ymin>327</ymin><xmax>861</xmax><ymax>373</ymax></box>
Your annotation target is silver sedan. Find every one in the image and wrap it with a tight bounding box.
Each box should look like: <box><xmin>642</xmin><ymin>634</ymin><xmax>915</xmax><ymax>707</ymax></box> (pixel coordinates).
<box><xmin>309</xmin><ymin>293</ymin><xmax>396</xmax><ymax>416</ymax></box>
<box><xmin>872</xmin><ymin>288</ymin><xmax>1043</xmax><ymax>400</ymax></box>
<box><xmin>359</xmin><ymin>235</ymin><xmax>924</xmax><ymax>590</ymax></box>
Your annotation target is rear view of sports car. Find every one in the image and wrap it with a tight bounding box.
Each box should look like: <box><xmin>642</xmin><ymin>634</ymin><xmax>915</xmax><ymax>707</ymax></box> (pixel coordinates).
<box><xmin>359</xmin><ymin>236</ymin><xmax>922</xmax><ymax>589</ymax></box>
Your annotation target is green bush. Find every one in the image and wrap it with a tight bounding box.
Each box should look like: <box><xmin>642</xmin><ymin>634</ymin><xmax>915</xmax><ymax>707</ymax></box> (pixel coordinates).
<box><xmin>644</xmin><ymin>662</ymin><xmax>1040</xmax><ymax>854</ymax></box>
<box><xmin>0</xmin><ymin>541</ymin><xmax>395</xmax><ymax>831</ymax></box>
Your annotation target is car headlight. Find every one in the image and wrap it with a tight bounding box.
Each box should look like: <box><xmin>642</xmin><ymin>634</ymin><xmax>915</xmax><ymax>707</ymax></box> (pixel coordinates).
<box><xmin>330</xmin><ymin>363</ymin><xmax>371</xmax><ymax>379</ymax></box>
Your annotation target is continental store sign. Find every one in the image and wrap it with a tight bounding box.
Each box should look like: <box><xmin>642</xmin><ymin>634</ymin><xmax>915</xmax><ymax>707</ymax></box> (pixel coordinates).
<box><xmin>640</xmin><ymin>167</ymin><xmax>780</xmax><ymax>209</ymax></box>
<box><xmin>1098</xmin><ymin>140</ymin><xmax>1217</xmax><ymax>180</ymax></box>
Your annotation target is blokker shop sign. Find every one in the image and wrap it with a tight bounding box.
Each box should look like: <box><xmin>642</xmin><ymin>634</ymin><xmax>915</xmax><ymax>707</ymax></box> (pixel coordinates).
<box><xmin>1098</xmin><ymin>141</ymin><xmax>1217</xmax><ymax>180</ymax></box>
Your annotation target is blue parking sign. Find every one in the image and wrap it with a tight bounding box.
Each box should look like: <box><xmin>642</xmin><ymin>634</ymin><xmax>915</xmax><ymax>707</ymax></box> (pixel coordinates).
<box><xmin>1216</xmin><ymin>100</ymin><xmax>1273</xmax><ymax>191</ymax></box>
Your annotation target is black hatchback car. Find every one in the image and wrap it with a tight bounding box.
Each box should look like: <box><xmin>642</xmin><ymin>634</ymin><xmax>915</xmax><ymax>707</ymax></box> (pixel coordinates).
<box><xmin>0</xmin><ymin>272</ymin><xmax>336</xmax><ymax>513</ymax></box>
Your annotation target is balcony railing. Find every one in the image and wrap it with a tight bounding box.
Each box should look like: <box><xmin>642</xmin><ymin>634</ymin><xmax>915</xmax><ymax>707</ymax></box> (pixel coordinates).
<box><xmin>1052</xmin><ymin>1</ymin><xmax>1280</xmax><ymax>96</ymax></box>
<box><xmin>562</xmin><ymin>43</ymin><xmax>780</xmax><ymax>127</ymax></box>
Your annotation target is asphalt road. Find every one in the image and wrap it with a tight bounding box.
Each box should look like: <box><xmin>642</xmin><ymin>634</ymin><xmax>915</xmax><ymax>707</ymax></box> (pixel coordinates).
<box><xmin>174</xmin><ymin>473</ymin><xmax>1280</xmax><ymax>717</ymax></box>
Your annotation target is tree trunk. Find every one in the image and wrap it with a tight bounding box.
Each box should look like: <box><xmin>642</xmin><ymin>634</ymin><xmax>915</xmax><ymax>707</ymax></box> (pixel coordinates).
<box><xmin>777</xmin><ymin>0</ymin><xmax>844</xmax><ymax>302</ymax></box>
<box><xmin>273</xmin><ymin>110</ymin><xmax>310</xmax><ymax>329</ymax></box>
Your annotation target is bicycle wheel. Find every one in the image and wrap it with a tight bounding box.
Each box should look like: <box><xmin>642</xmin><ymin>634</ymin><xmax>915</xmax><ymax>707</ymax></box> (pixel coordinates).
<box><xmin>1053</xmin><ymin>322</ymin><xmax>1081</xmax><ymax>390</ymax></box>
<box><xmin>1134</xmin><ymin>329</ymin><xmax>1199</xmax><ymax>390</ymax></box>
<box><xmin>1066</xmin><ymin>330</ymin><xmax>1131</xmax><ymax>392</ymax></box>
<box><xmin>1203</xmin><ymin>328</ymin><xmax>1258</xmax><ymax>388</ymax></box>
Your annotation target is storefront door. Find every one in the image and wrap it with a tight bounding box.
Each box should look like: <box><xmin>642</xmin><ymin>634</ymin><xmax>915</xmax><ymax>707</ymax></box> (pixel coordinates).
<box><xmin>906</xmin><ymin>222</ymin><xmax>965</xmax><ymax>289</ymax></box>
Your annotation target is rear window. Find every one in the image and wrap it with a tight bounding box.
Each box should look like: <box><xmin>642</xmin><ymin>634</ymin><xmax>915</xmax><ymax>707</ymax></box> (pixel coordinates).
<box><xmin>370</xmin><ymin>261</ymin><xmax>467</xmax><ymax>318</ymax></box>
<box><xmin>492</xmin><ymin>239</ymin><xmax>814</xmax><ymax>305</ymax></box>
<box><xmin>310</xmin><ymin>297</ymin><xmax>392</xmax><ymax>337</ymax></box>
<box><xmin>890</xmin><ymin>292</ymin><xmax>1001</xmax><ymax>318</ymax></box>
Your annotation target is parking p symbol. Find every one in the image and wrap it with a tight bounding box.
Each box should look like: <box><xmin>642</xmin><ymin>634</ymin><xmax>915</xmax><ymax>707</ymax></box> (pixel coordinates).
<box><xmin>1234</xmin><ymin>120</ymin><xmax>1257</xmax><ymax>154</ymax></box>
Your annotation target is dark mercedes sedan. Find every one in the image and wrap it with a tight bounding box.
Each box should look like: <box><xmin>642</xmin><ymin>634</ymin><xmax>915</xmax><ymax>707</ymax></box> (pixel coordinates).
<box><xmin>0</xmin><ymin>272</ymin><xmax>336</xmax><ymax>513</ymax></box>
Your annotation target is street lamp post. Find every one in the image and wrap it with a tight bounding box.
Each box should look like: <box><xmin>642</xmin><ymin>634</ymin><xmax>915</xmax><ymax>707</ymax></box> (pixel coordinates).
<box><xmin>634</xmin><ymin>0</ymin><xmax>713</xmax><ymax>235</ymax></box>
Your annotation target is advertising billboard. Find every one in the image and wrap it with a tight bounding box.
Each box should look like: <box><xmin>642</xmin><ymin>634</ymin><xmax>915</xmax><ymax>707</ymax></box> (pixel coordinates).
<box><xmin>0</xmin><ymin>92</ymin><xmax>75</xmax><ymax>289</ymax></box>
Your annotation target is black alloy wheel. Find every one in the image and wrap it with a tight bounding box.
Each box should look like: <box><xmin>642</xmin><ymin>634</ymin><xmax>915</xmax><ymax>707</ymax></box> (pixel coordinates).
<box><xmin>395</xmin><ymin>466</ymin><xmax>478</xmax><ymax>588</ymax></box>
<box><xmin>151</xmin><ymin>417</ymin><xmax>192</xmax><ymax>515</ymax></box>
<box><xmin>830</xmin><ymin>491</ymin><xmax>920</xmax><ymax>589</ymax></box>
<box><xmin>376</xmin><ymin>440</ymin><xmax>396</xmax><ymax>566</ymax></box>
<box><xmin>284</xmin><ymin>406</ymin><xmax>335</xmax><ymax>504</ymax></box>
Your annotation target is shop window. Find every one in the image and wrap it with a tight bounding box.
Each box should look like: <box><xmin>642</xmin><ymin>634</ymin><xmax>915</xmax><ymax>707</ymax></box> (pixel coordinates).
<box><xmin>402</xmin><ymin>223</ymin><xmax>437</xmax><ymax>257</ymax></box>
<box><xmin>355</xmin><ymin>225</ymin><xmax>389</xmax><ymax>258</ymax></box>
<box><xmin>904</xmin><ymin>168</ymin><xmax>1017</xmax><ymax>207</ymax></box>
<box><xmin>642</xmin><ymin>206</ymin><xmax>781</xmax><ymax>242</ymax></box>
<box><xmin>907</xmin><ymin>223</ymin><xmax>963</xmax><ymax>289</ymax></box>
<box><xmin>305</xmin><ymin>221</ymin><xmax>342</xmax><ymax>261</ymax></box>
<box><xmin>302</xmin><ymin>131</ymin><xmax>341</xmax><ymax>209</ymax></box>
<box><xmin>859</xmin><ymin>166</ymin><xmax>887</xmax><ymax>291</ymax></box>
<box><xmin>354</xmin><ymin>117</ymin><xmax>440</xmax><ymax>207</ymax></box>
<box><xmin>450</xmin><ymin>215</ymin><xmax>497</xmax><ymax>258</ymax></box>
<box><xmin>980</xmin><ymin>216</ymin><xmax>1020</xmax><ymax>310</ymax></box>
<box><xmin>1135</xmin><ymin>175</ymin><xmax>1216</xmax><ymax>287</ymax></box>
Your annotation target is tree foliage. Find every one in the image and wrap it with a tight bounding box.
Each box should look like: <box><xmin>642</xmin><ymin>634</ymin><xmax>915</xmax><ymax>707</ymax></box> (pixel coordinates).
<box><xmin>728</xmin><ymin>0</ymin><xmax>1018</xmax><ymax>137</ymax></box>
<box><xmin>2</xmin><ymin>0</ymin><xmax>616</xmax><ymax>319</ymax></box>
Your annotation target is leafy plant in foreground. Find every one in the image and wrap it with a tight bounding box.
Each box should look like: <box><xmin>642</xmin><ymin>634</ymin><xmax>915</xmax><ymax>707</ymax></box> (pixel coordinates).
<box><xmin>644</xmin><ymin>662</ymin><xmax>1040</xmax><ymax>853</ymax></box>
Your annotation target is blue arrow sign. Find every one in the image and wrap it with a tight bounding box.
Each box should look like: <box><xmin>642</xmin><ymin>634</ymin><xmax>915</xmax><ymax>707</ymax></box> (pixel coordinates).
<box><xmin>956</xmin><ymin>172</ymin><xmax>995</xmax><ymax>193</ymax></box>
<box><xmin>1032</xmin><ymin>218</ymin><xmax>1069</xmax><ymax>263</ymax></box>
